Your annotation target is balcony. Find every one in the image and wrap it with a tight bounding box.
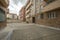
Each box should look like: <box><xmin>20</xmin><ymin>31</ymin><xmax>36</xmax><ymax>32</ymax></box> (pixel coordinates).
<box><xmin>0</xmin><ymin>0</ymin><xmax>9</xmax><ymax>8</ymax></box>
<box><xmin>26</xmin><ymin>15</ymin><xmax>30</xmax><ymax>18</ymax></box>
<box><xmin>26</xmin><ymin>2</ymin><xmax>32</xmax><ymax>10</ymax></box>
<box><xmin>26</xmin><ymin>9</ymin><xmax>30</xmax><ymax>15</ymax></box>
<box><xmin>41</xmin><ymin>0</ymin><xmax>60</xmax><ymax>13</ymax></box>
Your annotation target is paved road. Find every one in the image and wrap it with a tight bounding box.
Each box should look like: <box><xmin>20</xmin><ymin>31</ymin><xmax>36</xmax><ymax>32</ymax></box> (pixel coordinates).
<box><xmin>0</xmin><ymin>23</ymin><xmax>60</xmax><ymax>40</ymax></box>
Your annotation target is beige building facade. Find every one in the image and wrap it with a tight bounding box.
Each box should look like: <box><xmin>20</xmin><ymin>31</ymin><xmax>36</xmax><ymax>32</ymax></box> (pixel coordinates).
<box><xmin>19</xmin><ymin>7</ymin><xmax>25</xmax><ymax>22</ymax></box>
<box><xmin>7</xmin><ymin>13</ymin><xmax>18</xmax><ymax>20</ymax></box>
<box><xmin>36</xmin><ymin>0</ymin><xmax>60</xmax><ymax>28</ymax></box>
<box><xmin>0</xmin><ymin>0</ymin><xmax>9</xmax><ymax>28</ymax></box>
<box><xmin>25</xmin><ymin>0</ymin><xmax>60</xmax><ymax>28</ymax></box>
<box><xmin>25</xmin><ymin>0</ymin><xmax>37</xmax><ymax>23</ymax></box>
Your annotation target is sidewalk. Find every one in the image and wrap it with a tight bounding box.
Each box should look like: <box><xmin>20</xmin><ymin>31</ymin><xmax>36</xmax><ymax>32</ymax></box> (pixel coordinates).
<box><xmin>35</xmin><ymin>24</ymin><xmax>60</xmax><ymax>30</ymax></box>
<box><xmin>22</xmin><ymin>22</ymin><xmax>60</xmax><ymax>30</ymax></box>
<box><xmin>17</xmin><ymin>22</ymin><xmax>60</xmax><ymax>30</ymax></box>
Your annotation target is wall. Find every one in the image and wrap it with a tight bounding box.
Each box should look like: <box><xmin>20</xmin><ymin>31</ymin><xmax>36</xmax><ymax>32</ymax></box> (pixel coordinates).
<box><xmin>0</xmin><ymin>0</ymin><xmax>9</xmax><ymax>29</ymax></box>
<box><xmin>0</xmin><ymin>7</ymin><xmax>7</xmax><ymax>29</ymax></box>
<box><xmin>36</xmin><ymin>8</ymin><xmax>60</xmax><ymax>28</ymax></box>
<box><xmin>20</xmin><ymin>7</ymin><xmax>25</xmax><ymax>22</ymax></box>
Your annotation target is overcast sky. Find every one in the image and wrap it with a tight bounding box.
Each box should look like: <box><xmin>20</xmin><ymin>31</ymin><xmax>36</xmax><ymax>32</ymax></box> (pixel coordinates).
<box><xmin>8</xmin><ymin>0</ymin><xmax>27</xmax><ymax>15</ymax></box>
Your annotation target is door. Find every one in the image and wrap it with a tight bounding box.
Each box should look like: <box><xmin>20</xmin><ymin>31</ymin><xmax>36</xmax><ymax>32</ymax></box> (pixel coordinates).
<box><xmin>32</xmin><ymin>17</ymin><xmax>35</xmax><ymax>23</ymax></box>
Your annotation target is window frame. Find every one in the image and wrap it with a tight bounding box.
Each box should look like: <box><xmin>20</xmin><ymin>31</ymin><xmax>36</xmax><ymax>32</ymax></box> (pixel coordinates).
<box><xmin>48</xmin><ymin>11</ymin><xmax>57</xmax><ymax>19</ymax></box>
<box><xmin>40</xmin><ymin>13</ymin><xmax>44</xmax><ymax>19</ymax></box>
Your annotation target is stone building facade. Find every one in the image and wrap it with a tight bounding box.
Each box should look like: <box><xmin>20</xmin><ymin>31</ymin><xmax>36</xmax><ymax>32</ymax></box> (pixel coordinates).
<box><xmin>25</xmin><ymin>0</ymin><xmax>60</xmax><ymax>28</ymax></box>
<box><xmin>35</xmin><ymin>0</ymin><xmax>60</xmax><ymax>28</ymax></box>
<box><xmin>19</xmin><ymin>7</ymin><xmax>25</xmax><ymax>22</ymax></box>
<box><xmin>0</xmin><ymin>0</ymin><xmax>9</xmax><ymax>29</ymax></box>
<box><xmin>25</xmin><ymin>0</ymin><xmax>37</xmax><ymax>23</ymax></box>
<box><xmin>7</xmin><ymin>13</ymin><xmax>18</xmax><ymax>20</ymax></box>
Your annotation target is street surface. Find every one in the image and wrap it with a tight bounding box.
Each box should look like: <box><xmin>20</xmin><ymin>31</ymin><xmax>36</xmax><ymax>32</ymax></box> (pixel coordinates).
<box><xmin>0</xmin><ymin>23</ymin><xmax>60</xmax><ymax>40</ymax></box>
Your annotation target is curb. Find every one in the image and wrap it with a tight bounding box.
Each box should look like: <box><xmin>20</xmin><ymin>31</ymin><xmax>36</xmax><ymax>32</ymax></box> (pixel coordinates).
<box><xmin>36</xmin><ymin>24</ymin><xmax>60</xmax><ymax>30</ymax></box>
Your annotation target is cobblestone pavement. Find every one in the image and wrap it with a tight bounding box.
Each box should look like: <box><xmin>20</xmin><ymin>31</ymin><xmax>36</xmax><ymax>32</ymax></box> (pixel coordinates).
<box><xmin>0</xmin><ymin>23</ymin><xmax>60</xmax><ymax>40</ymax></box>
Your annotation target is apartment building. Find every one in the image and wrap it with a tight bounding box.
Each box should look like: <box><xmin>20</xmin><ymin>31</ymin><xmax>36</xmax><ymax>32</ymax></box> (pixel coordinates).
<box><xmin>36</xmin><ymin>0</ymin><xmax>60</xmax><ymax>28</ymax></box>
<box><xmin>25</xmin><ymin>0</ymin><xmax>37</xmax><ymax>23</ymax></box>
<box><xmin>25</xmin><ymin>0</ymin><xmax>43</xmax><ymax>23</ymax></box>
<box><xmin>7</xmin><ymin>13</ymin><xmax>18</xmax><ymax>20</ymax></box>
<box><xmin>25</xmin><ymin>0</ymin><xmax>60</xmax><ymax>27</ymax></box>
<box><xmin>19</xmin><ymin>7</ymin><xmax>25</xmax><ymax>22</ymax></box>
<box><xmin>0</xmin><ymin>0</ymin><xmax>9</xmax><ymax>28</ymax></box>
<box><xmin>7</xmin><ymin>13</ymin><xmax>18</xmax><ymax>23</ymax></box>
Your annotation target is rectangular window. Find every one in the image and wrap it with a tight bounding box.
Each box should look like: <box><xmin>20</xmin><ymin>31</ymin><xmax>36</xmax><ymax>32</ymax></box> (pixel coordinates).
<box><xmin>40</xmin><ymin>14</ymin><xmax>44</xmax><ymax>19</ymax></box>
<box><xmin>41</xmin><ymin>6</ymin><xmax>43</xmax><ymax>10</ymax></box>
<box><xmin>40</xmin><ymin>0</ymin><xmax>44</xmax><ymax>2</ymax></box>
<box><xmin>48</xmin><ymin>12</ymin><xmax>50</xmax><ymax>19</ymax></box>
<box><xmin>40</xmin><ymin>5</ymin><xmax>44</xmax><ymax>10</ymax></box>
<box><xmin>48</xmin><ymin>12</ymin><xmax>57</xmax><ymax>19</ymax></box>
<box><xmin>38</xmin><ymin>15</ymin><xmax>40</xmax><ymax>19</ymax></box>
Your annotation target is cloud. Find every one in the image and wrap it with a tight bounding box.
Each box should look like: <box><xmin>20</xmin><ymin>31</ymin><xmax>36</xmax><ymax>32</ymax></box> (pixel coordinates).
<box><xmin>8</xmin><ymin>0</ymin><xmax>27</xmax><ymax>15</ymax></box>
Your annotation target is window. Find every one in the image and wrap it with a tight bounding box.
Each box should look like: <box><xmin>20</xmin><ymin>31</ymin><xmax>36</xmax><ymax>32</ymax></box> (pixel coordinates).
<box><xmin>40</xmin><ymin>0</ymin><xmax>44</xmax><ymax>2</ymax></box>
<box><xmin>0</xmin><ymin>8</ymin><xmax>5</xmax><ymax>21</ymax></box>
<box><xmin>48</xmin><ymin>12</ymin><xmax>51</xmax><ymax>19</ymax></box>
<box><xmin>40</xmin><ymin>5</ymin><xmax>44</xmax><ymax>10</ymax></box>
<box><xmin>48</xmin><ymin>12</ymin><xmax>57</xmax><ymax>19</ymax></box>
<box><xmin>40</xmin><ymin>14</ymin><xmax>44</xmax><ymax>19</ymax></box>
<box><xmin>40</xmin><ymin>5</ymin><xmax>44</xmax><ymax>11</ymax></box>
<box><xmin>38</xmin><ymin>15</ymin><xmax>40</xmax><ymax>19</ymax></box>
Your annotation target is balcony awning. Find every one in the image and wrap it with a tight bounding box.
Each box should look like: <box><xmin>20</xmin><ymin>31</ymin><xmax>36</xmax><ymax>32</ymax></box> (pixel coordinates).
<box><xmin>0</xmin><ymin>6</ymin><xmax>8</xmax><ymax>12</ymax></box>
<box><xmin>26</xmin><ymin>9</ymin><xmax>30</xmax><ymax>15</ymax></box>
<box><xmin>26</xmin><ymin>15</ymin><xmax>30</xmax><ymax>18</ymax></box>
<box><xmin>41</xmin><ymin>0</ymin><xmax>60</xmax><ymax>13</ymax></box>
<box><xmin>26</xmin><ymin>2</ymin><xmax>32</xmax><ymax>10</ymax></box>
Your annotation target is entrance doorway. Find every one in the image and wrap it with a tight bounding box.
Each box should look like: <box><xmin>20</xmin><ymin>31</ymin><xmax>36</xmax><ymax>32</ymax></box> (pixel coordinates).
<box><xmin>32</xmin><ymin>17</ymin><xmax>35</xmax><ymax>23</ymax></box>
